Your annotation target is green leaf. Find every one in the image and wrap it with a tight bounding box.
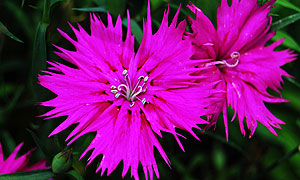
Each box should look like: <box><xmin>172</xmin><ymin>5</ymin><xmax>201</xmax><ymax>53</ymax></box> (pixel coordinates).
<box><xmin>21</xmin><ymin>0</ymin><xmax>25</xmax><ymax>8</ymax></box>
<box><xmin>72</xmin><ymin>7</ymin><xmax>106</xmax><ymax>12</ymax></box>
<box><xmin>271</xmin><ymin>13</ymin><xmax>300</xmax><ymax>31</ymax></box>
<box><xmin>31</xmin><ymin>22</ymin><xmax>48</xmax><ymax>101</ymax></box>
<box><xmin>27</xmin><ymin>129</ymin><xmax>51</xmax><ymax>159</ymax></box>
<box><xmin>203</xmin><ymin>131</ymin><xmax>248</xmax><ymax>158</ymax></box>
<box><xmin>285</xmin><ymin>77</ymin><xmax>300</xmax><ymax>89</ymax></box>
<box><xmin>272</xmin><ymin>30</ymin><xmax>300</xmax><ymax>52</ymax></box>
<box><xmin>5</xmin><ymin>87</ymin><xmax>23</xmax><ymax>111</ymax></box>
<box><xmin>50</xmin><ymin>0</ymin><xmax>65</xmax><ymax>8</ymax></box>
<box><xmin>276</xmin><ymin>0</ymin><xmax>300</xmax><ymax>13</ymax></box>
<box><xmin>168</xmin><ymin>3</ymin><xmax>193</xmax><ymax>18</ymax></box>
<box><xmin>105</xmin><ymin>0</ymin><xmax>125</xmax><ymax>18</ymax></box>
<box><xmin>93</xmin><ymin>0</ymin><xmax>105</xmax><ymax>6</ymax></box>
<box><xmin>42</xmin><ymin>0</ymin><xmax>50</xmax><ymax>23</ymax></box>
<box><xmin>66</xmin><ymin>170</ymin><xmax>84</xmax><ymax>180</ymax></box>
<box><xmin>0</xmin><ymin>130</ymin><xmax>16</xmax><ymax>153</ymax></box>
<box><xmin>122</xmin><ymin>18</ymin><xmax>143</xmax><ymax>44</ymax></box>
<box><xmin>212</xmin><ymin>144</ymin><xmax>226</xmax><ymax>170</ymax></box>
<box><xmin>0</xmin><ymin>21</ymin><xmax>23</xmax><ymax>43</ymax></box>
<box><xmin>0</xmin><ymin>60</ymin><xmax>25</xmax><ymax>74</ymax></box>
<box><xmin>3</xmin><ymin>0</ymin><xmax>32</xmax><ymax>39</ymax></box>
<box><xmin>297</xmin><ymin>119</ymin><xmax>300</xmax><ymax>128</ymax></box>
<box><xmin>0</xmin><ymin>169</ymin><xmax>54</xmax><ymax>180</ymax></box>
<box><xmin>151</xmin><ymin>0</ymin><xmax>163</xmax><ymax>10</ymax></box>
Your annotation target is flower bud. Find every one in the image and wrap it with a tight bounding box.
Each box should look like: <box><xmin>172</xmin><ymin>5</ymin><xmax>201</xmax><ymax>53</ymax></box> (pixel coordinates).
<box><xmin>51</xmin><ymin>149</ymin><xmax>73</xmax><ymax>174</ymax></box>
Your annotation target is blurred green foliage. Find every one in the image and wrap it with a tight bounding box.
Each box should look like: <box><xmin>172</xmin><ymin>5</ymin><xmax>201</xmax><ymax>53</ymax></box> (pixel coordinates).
<box><xmin>0</xmin><ymin>0</ymin><xmax>299</xmax><ymax>179</ymax></box>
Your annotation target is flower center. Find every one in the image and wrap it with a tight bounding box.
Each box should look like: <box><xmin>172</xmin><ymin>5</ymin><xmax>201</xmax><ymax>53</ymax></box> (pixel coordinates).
<box><xmin>110</xmin><ymin>70</ymin><xmax>149</xmax><ymax>107</ymax></box>
<box><xmin>206</xmin><ymin>51</ymin><xmax>240</xmax><ymax>68</ymax></box>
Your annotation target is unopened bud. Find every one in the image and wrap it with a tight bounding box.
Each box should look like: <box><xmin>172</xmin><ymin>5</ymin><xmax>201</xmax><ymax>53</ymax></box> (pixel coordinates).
<box><xmin>51</xmin><ymin>149</ymin><xmax>73</xmax><ymax>174</ymax></box>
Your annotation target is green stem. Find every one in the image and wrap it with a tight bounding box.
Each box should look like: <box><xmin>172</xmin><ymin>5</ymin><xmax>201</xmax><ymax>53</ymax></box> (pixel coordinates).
<box><xmin>266</xmin><ymin>145</ymin><xmax>300</xmax><ymax>172</ymax></box>
<box><xmin>259</xmin><ymin>145</ymin><xmax>300</xmax><ymax>179</ymax></box>
<box><xmin>42</xmin><ymin>0</ymin><xmax>50</xmax><ymax>24</ymax></box>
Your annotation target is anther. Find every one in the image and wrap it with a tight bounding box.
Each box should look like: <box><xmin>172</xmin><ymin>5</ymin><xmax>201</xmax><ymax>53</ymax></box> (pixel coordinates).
<box><xmin>111</xmin><ymin>90</ymin><xmax>118</xmax><ymax>94</ymax></box>
<box><xmin>143</xmin><ymin>86</ymin><xmax>148</xmax><ymax>93</ymax></box>
<box><xmin>115</xmin><ymin>93</ymin><xmax>120</xmax><ymax>98</ymax></box>
<box><xmin>122</xmin><ymin>70</ymin><xmax>127</xmax><ymax>76</ymax></box>
<box><xmin>231</xmin><ymin>51</ymin><xmax>240</xmax><ymax>60</ymax></box>
<box><xmin>144</xmin><ymin>76</ymin><xmax>149</xmax><ymax>82</ymax></box>
<box><xmin>141</xmin><ymin>98</ymin><xmax>147</xmax><ymax>105</ymax></box>
<box><xmin>224</xmin><ymin>51</ymin><xmax>240</xmax><ymax>68</ymax></box>
<box><xmin>111</xmin><ymin>85</ymin><xmax>116</xmax><ymax>89</ymax></box>
<box><xmin>130</xmin><ymin>102</ymin><xmax>135</xmax><ymax>107</ymax></box>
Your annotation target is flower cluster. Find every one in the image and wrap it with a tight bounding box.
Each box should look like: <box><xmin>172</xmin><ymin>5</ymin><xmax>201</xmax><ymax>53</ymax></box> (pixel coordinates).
<box><xmin>0</xmin><ymin>142</ymin><xmax>48</xmax><ymax>174</ymax></box>
<box><xmin>38</xmin><ymin>0</ymin><xmax>296</xmax><ymax>179</ymax></box>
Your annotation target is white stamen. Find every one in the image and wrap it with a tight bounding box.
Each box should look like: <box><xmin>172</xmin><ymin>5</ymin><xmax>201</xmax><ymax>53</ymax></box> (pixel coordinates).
<box><xmin>205</xmin><ymin>51</ymin><xmax>240</xmax><ymax>68</ymax></box>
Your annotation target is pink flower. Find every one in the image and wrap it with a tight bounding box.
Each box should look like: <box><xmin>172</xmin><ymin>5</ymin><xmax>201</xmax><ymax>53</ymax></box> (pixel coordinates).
<box><xmin>187</xmin><ymin>0</ymin><xmax>296</xmax><ymax>140</ymax></box>
<box><xmin>0</xmin><ymin>142</ymin><xmax>49</xmax><ymax>174</ymax></box>
<box><xmin>38</xmin><ymin>2</ymin><xmax>216</xmax><ymax>180</ymax></box>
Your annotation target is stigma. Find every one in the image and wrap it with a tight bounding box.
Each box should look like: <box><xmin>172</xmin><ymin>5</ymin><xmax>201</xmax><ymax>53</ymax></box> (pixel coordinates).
<box><xmin>205</xmin><ymin>51</ymin><xmax>240</xmax><ymax>68</ymax></box>
<box><xmin>110</xmin><ymin>70</ymin><xmax>149</xmax><ymax>107</ymax></box>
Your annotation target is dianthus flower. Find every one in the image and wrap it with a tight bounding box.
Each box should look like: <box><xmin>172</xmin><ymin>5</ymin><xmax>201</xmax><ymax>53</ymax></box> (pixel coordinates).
<box><xmin>0</xmin><ymin>142</ymin><xmax>48</xmax><ymax>174</ymax></box>
<box><xmin>187</xmin><ymin>0</ymin><xmax>296</xmax><ymax>140</ymax></box>
<box><xmin>38</xmin><ymin>3</ymin><xmax>216</xmax><ymax>179</ymax></box>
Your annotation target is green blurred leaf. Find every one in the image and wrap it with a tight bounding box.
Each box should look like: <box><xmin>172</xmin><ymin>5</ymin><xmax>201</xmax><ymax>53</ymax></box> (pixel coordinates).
<box><xmin>0</xmin><ymin>21</ymin><xmax>23</xmax><ymax>43</ymax></box>
<box><xmin>272</xmin><ymin>30</ymin><xmax>300</xmax><ymax>52</ymax></box>
<box><xmin>50</xmin><ymin>0</ymin><xmax>65</xmax><ymax>8</ymax></box>
<box><xmin>203</xmin><ymin>131</ymin><xmax>247</xmax><ymax>158</ymax></box>
<box><xmin>0</xmin><ymin>169</ymin><xmax>54</xmax><ymax>180</ymax></box>
<box><xmin>31</xmin><ymin>22</ymin><xmax>48</xmax><ymax>101</ymax></box>
<box><xmin>122</xmin><ymin>18</ymin><xmax>143</xmax><ymax>44</ymax></box>
<box><xmin>151</xmin><ymin>0</ymin><xmax>163</xmax><ymax>10</ymax></box>
<box><xmin>28</xmin><ymin>5</ymin><xmax>40</xmax><ymax>10</ymax></box>
<box><xmin>285</xmin><ymin>77</ymin><xmax>300</xmax><ymax>89</ymax></box>
<box><xmin>72</xmin><ymin>7</ymin><xmax>106</xmax><ymax>12</ymax></box>
<box><xmin>66</xmin><ymin>169</ymin><xmax>84</xmax><ymax>180</ymax></box>
<box><xmin>21</xmin><ymin>0</ymin><xmax>25</xmax><ymax>8</ymax></box>
<box><xmin>105</xmin><ymin>0</ymin><xmax>125</xmax><ymax>18</ymax></box>
<box><xmin>27</xmin><ymin>129</ymin><xmax>51</xmax><ymax>159</ymax></box>
<box><xmin>93</xmin><ymin>0</ymin><xmax>105</xmax><ymax>6</ymax></box>
<box><xmin>0</xmin><ymin>130</ymin><xmax>17</xmax><ymax>153</ymax></box>
<box><xmin>0</xmin><ymin>60</ymin><xmax>25</xmax><ymax>74</ymax></box>
<box><xmin>42</xmin><ymin>0</ymin><xmax>50</xmax><ymax>23</ymax></box>
<box><xmin>212</xmin><ymin>144</ymin><xmax>226</xmax><ymax>170</ymax></box>
<box><xmin>4</xmin><ymin>0</ymin><xmax>32</xmax><ymax>39</ymax></box>
<box><xmin>0</xmin><ymin>84</ymin><xmax>15</xmax><ymax>97</ymax></box>
<box><xmin>5</xmin><ymin>87</ymin><xmax>23</xmax><ymax>111</ymax></box>
<box><xmin>169</xmin><ymin>3</ymin><xmax>193</xmax><ymax>18</ymax></box>
<box><xmin>271</xmin><ymin>13</ymin><xmax>300</xmax><ymax>31</ymax></box>
<box><xmin>171</xmin><ymin>158</ymin><xmax>186</xmax><ymax>174</ymax></box>
<box><xmin>276</xmin><ymin>0</ymin><xmax>300</xmax><ymax>13</ymax></box>
<box><xmin>188</xmin><ymin>154</ymin><xmax>205</xmax><ymax>170</ymax></box>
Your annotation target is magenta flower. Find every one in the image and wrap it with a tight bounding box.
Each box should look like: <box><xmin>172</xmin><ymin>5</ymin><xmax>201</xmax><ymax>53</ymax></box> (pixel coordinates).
<box><xmin>38</xmin><ymin>3</ymin><xmax>216</xmax><ymax>180</ymax></box>
<box><xmin>0</xmin><ymin>142</ymin><xmax>48</xmax><ymax>174</ymax></box>
<box><xmin>187</xmin><ymin>0</ymin><xmax>296</xmax><ymax>140</ymax></box>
